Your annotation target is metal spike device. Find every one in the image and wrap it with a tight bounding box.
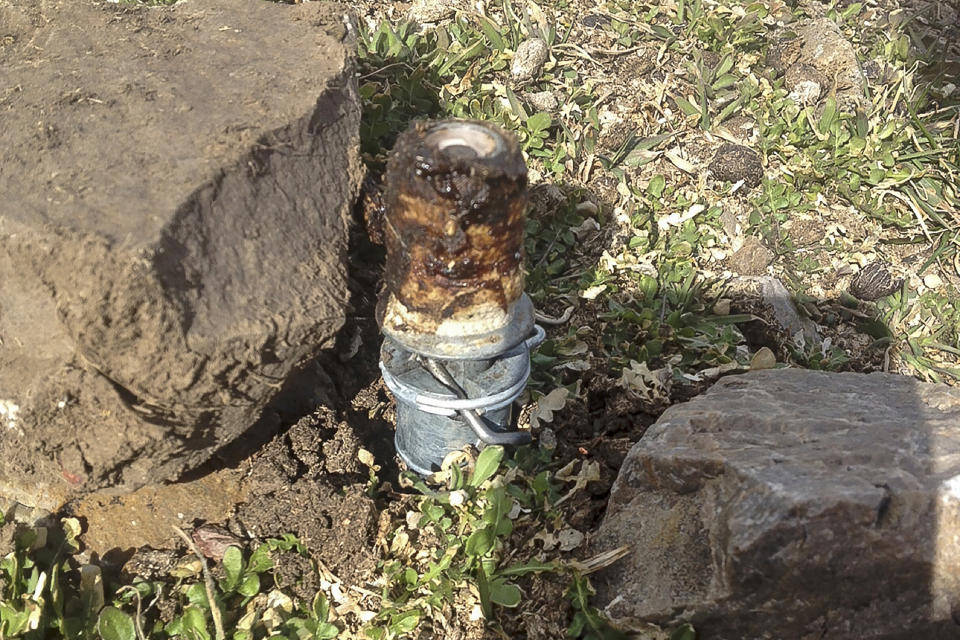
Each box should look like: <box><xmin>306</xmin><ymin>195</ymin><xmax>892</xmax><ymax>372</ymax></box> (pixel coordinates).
<box><xmin>376</xmin><ymin>120</ymin><xmax>544</xmax><ymax>475</ymax></box>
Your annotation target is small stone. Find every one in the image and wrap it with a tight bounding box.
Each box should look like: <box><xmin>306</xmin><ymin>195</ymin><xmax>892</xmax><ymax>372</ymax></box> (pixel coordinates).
<box><xmin>708</xmin><ymin>143</ymin><xmax>764</xmax><ymax>188</ymax></box>
<box><xmin>861</xmin><ymin>59</ymin><xmax>884</xmax><ymax>81</ymax></box>
<box><xmin>712</xmin><ymin>299</ymin><xmax>731</xmax><ymax>316</ymax></box>
<box><xmin>785</xmin><ymin>63</ymin><xmax>825</xmax><ymax>104</ymax></box>
<box><xmin>407</xmin><ymin>0</ymin><xmax>457</xmax><ymax>23</ymax></box>
<box><xmin>923</xmin><ymin>273</ymin><xmax>943</xmax><ymax>289</ymax></box>
<box><xmin>727</xmin><ymin>236</ymin><xmax>773</xmax><ymax>276</ymax></box>
<box><xmin>580</xmin><ymin>14</ymin><xmax>610</xmax><ymax>28</ymax></box>
<box><xmin>512</xmin><ymin>38</ymin><xmax>549</xmax><ymax>81</ymax></box>
<box><xmin>849</xmin><ymin>262</ymin><xmax>903</xmax><ymax>300</ymax></box>
<box><xmin>525</xmin><ymin>90</ymin><xmax>559</xmax><ymax>112</ymax></box>
<box><xmin>750</xmin><ymin>346</ymin><xmax>776</xmax><ymax>370</ymax></box>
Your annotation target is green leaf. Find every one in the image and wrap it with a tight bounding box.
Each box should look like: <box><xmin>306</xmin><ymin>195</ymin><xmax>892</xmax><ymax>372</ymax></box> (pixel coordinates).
<box><xmin>818</xmin><ymin>96</ymin><xmax>837</xmax><ymax>135</ymax></box>
<box><xmin>221</xmin><ymin>546</ymin><xmax>243</xmax><ymax>591</ymax></box>
<box><xmin>647</xmin><ymin>174</ymin><xmax>666</xmax><ymax>198</ymax></box>
<box><xmin>469</xmin><ymin>446</ymin><xmax>504</xmax><ymax>487</ymax></box>
<box><xmin>437</xmin><ymin>39</ymin><xmax>486</xmax><ymax>76</ymax></box>
<box><xmin>488</xmin><ymin>580</ymin><xmax>522</xmax><ymax>607</ymax></box>
<box><xmin>477</xmin><ymin>16</ymin><xmax>506</xmax><ymax>50</ymax></box>
<box><xmin>448</xmin><ymin>461</ymin><xmax>465</xmax><ymax>491</ymax></box>
<box><xmin>390</xmin><ymin>609</ymin><xmax>421</xmax><ymax>634</ymax></box>
<box><xmin>186</xmin><ymin>583</ymin><xmax>210</xmax><ymax>609</ymax></box>
<box><xmin>714</xmin><ymin>55</ymin><xmax>733</xmax><ymax>77</ymax></box>
<box><xmin>670</xmin><ymin>623</ymin><xmax>697</xmax><ymax>640</ymax></box>
<box><xmin>181</xmin><ymin>607</ymin><xmax>211</xmax><ymax>640</ymax></box>
<box><xmin>498</xmin><ymin>559</ymin><xmax>558</xmax><ymax>577</ymax></box>
<box><xmin>526</xmin><ymin>112</ymin><xmax>552</xmax><ymax>133</ymax></box>
<box><xmin>504</xmin><ymin>86</ymin><xmax>528</xmax><ymax>121</ymax></box>
<box><xmin>247</xmin><ymin>544</ymin><xmax>273</xmax><ymax>574</ymax></box>
<box><xmin>465</xmin><ymin>527</ymin><xmax>495</xmax><ymax>557</ymax></box>
<box><xmin>0</xmin><ymin>601</ymin><xmax>30</xmax><ymax>636</ymax></box>
<box><xmin>97</xmin><ymin>606</ymin><xmax>136</xmax><ymax>640</ymax></box>
<box><xmin>236</xmin><ymin>573</ymin><xmax>260</xmax><ymax>598</ymax></box>
<box><xmin>316</xmin><ymin>621</ymin><xmax>340</xmax><ymax>639</ymax></box>
<box><xmin>673</xmin><ymin>95</ymin><xmax>700</xmax><ymax>117</ymax></box>
<box><xmin>711</xmin><ymin>73</ymin><xmax>737</xmax><ymax>91</ymax></box>
<box><xmin>312</xmin><ymin>592</ymin><xmax>331</xmax><ymax>623</ymax></box>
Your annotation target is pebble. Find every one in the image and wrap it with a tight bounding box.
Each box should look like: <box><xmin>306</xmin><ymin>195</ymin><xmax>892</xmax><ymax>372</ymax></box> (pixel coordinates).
<box><xmin>750</xmin><ymin>347</ymin><xmax>777</xmax><ymax>370</ymax></box>
<box><xmin>923</xmin><ymin>273</ymin><xmax>943</xmax><ymax>289</ymax></box>
<box><xmin>408</xmin><ymin>0</ymin><xmax>457</xmax><ymax>23</ymax></box>
<box><xmin>512</xmin><ymin>38</ymin><xmax>549</xmax><ymax>81</ymax></box>
<box><xmin>525</xmin><ymin>90</ymin><xmax>559</xmax><ymax>111</ymax></box>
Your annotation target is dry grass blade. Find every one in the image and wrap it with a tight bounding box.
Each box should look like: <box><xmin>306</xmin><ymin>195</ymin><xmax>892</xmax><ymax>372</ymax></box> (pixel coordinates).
<box><xmin>567</xmin><ymin>545</ymin><xmax>631</xmax><ymax>575</ymax></box>
<box><xmin>172</xmin><ymin>525</ymin><xmax>225</xmax><ymax>640</ymax></box>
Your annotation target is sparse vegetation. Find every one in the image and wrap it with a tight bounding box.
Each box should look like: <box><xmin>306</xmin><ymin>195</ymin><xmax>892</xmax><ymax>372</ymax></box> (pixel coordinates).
<box><xmin>3</xmin><ymin>0</ymin><xmax>958</xmax><ymax>638</ymax></box>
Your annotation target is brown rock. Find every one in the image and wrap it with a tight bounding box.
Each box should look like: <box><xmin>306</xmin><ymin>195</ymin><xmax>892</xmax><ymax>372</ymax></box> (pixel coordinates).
<box><xmin>727</xmin><ymin>236</ymin><xmax>774</xmax><ymax>276</ymax></box>
<box><xmin>594</xmin><ymin>369</ymin><xmax>960</xmax><ymax>639</ymax></box>
<box><xmin>0</xmin><ymin>0</ymin><xmax>362</xmax><ymax>506</ymax></box>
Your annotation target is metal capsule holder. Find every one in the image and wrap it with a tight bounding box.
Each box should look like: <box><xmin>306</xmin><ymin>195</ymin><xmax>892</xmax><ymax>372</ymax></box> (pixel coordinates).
<box><xmin>374</xmin><ymin>120</ymin><xmax>543</xmax><ymax>475</ymax></box>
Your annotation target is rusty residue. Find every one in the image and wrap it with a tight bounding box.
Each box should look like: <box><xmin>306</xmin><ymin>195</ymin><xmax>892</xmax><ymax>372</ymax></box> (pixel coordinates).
<box><xmin>377</xmin><ymin>120</ymin><xmax>527</xmax><ymax>333</ymax></box>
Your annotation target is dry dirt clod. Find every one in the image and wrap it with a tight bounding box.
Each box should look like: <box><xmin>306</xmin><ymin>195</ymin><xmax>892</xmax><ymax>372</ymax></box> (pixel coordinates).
<box><xmin>708</xmin><ymin>143</ymin><xmax>764</xmax><ymax>188</ymax></box>
<box><xmin>849</xmin><ymin>262</ymin><xmax>903</xmax><ymax>301</ymax></box>
<box><xmin>512</xmin><ymin>38</ymin><xmax>549</xmax><ymax>81</ymax></box>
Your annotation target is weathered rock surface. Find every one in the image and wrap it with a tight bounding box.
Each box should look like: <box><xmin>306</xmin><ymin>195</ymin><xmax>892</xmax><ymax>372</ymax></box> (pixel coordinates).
<box><xmin>594</xmin><ymin>369</ymin><xmax>960</xmax><ymax>639</ymax></box>
<box><xmin>767</xmin><ymin>17</ymin><xmax>866</xmax><ymax>110</ymax></box>
<box><xmin>512</xmin><ymin>38</ymin><xmax>550</xmax><ymax>81</ymax></box>
<box><xmin>0</xmin><ymin>0</ymin><xmax>362</xmax><ymax>507</ymax></box>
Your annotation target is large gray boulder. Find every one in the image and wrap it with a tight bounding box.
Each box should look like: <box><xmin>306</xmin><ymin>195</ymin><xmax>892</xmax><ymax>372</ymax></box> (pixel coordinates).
<box><xmin>0</xmin><ymin>0</ymin><xmax>361</xmax><ymax>508</ymax></box>
<box><xmin>593</xmin><ymin>369</ymin><xmax>960</xmax><ymax>639</ymax></box>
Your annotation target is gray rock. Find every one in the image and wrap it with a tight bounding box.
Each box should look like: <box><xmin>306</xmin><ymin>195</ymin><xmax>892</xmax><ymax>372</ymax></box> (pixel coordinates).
<box><xmin>512</xmin><ymin>38</ymin><xmax>549</xmax><ymax>81</ymax></box>
<box><xmin>0</xmin><ymin>0</ymin><xmax>361</xmax><ymax>507</ymax></box>
<box><xmin>407</xmin><ymin>0</ymin><xmax>459</xmax><ymax>23</ymax></box>
<box><xmin>593</xmin><ymin>369</ymin><xmax>960</xmax><ymax>639</ymax></box>
<box><xmin>795</xmin><ymin>19</ymin><xmax>865</xmax><ymax>106</ymax></box>
<box><xmin>767</xmin><ymin>18</ymin><xmax>865</xmax><ymax>111</ymax></box>
<box><xmin>785</xmin><ymin>63</ymin><xmax>826</xmax><ymax>105</ymax></box>
<box><xmin>525</xmin><ymin>90</ymin><xmax>560</xmax><ymax>112</ymax></box>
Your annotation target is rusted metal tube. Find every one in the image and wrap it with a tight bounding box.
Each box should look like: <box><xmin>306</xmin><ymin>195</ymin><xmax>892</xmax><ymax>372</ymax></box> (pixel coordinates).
<box><xmin>377</xmin><ymin>120</ymin><xmax>534</xmax><ymax>359</ymax></box>
<box><xmin>377</xmin><ymin>120</ymin><xmax>543</xmax><ymax>474</ymax></box>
